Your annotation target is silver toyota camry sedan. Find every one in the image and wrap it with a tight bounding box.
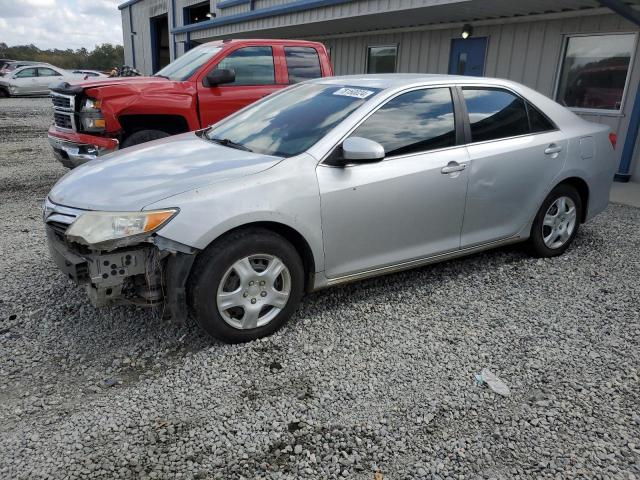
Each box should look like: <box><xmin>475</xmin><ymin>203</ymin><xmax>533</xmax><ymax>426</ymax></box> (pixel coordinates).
<box><xmin>44</xmin><ymin>74</ymin><xmax>617</xmax><ymax>342</ymax></box>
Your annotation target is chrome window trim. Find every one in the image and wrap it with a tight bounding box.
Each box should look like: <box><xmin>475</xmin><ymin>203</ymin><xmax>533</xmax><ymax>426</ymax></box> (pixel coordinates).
<box><xmin>318</xmin><ymin>82</ymin><xmax>560</xmax><ymax>167</ymax></box>
<box><xmin>552</xmin><ymin>31</ymin><xmax>638</xmax><ymax>114</ymax></box>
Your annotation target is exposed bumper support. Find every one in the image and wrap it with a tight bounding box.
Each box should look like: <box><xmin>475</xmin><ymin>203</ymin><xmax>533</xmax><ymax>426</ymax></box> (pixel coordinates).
<box><xmin>46</xmin><ymin>224</ymin><xmax>197</xmax><ymax>319</ymax></box>
<box><xmin>48</xmin><ymin>127</ymin><xmax>119</xmax><ymax>168</ymax></box>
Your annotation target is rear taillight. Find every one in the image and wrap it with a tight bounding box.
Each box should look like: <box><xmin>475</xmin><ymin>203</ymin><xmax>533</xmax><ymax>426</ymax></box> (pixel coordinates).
<box><xmin>609</xmin><ymin>132</ymin><xmax>617</xmax><ymax>149</ymax></box>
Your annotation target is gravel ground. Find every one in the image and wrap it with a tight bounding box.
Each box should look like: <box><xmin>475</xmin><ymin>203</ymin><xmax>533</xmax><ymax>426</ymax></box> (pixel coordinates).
<box><xmin>1</xmin><ymin>97</ymin><xmax>639</xmax><ymax>480</ymax></box>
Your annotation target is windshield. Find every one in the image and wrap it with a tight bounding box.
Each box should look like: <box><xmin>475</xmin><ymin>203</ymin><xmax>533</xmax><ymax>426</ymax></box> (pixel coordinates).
<box><xmin>154</xmin><ymin>44</ymin><xmax>222</xmax><ymax>81</ymax></box>
<box><xmin>206</xmin><ymin>84</ymin><xmax>381</xmax><ymax>157</ymax></box>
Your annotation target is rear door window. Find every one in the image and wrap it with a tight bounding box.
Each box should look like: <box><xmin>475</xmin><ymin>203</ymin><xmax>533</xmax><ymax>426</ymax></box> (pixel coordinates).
<box><xmin>351</xmin><ymin>87</ymin><xmax>456</xmax><ymax>156</ymax></box>
<box><xmin>527</xmin><ymin>101</ymin><xmax>556</xmax><ymax>133</ymax></box>
<box><xmin>284</xmin><ymin>47</ymin><xmax>322</xmax><ymax>83</ymax></box>
<box><xmin>217</xmin><ymin>46</ymin><xmax>275</xmax><ymax>85</ymax></box>
<box><xmin>462</xmin><ymin>87</ymin><xmax>530</xmax><ymax>142</ymax></box>
<box><xmin>15</xmin><ymin>68</ymin><xmax>37</xmax><ymax>78</ymax></box>
<box><xmin>38</xmin><ymin>68</ymin><xmax>62</xmax><ymax>77</ymax></box>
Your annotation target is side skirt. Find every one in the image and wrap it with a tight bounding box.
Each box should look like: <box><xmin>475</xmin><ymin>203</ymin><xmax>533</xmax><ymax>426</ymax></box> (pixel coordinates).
<box><xmin>312</xmin><ymin>235</ymin><xmax>525</xmax><ymax>291</ymax></box>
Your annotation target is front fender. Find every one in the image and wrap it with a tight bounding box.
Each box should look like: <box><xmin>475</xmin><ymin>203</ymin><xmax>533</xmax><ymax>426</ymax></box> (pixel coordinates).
<box><xmin>145</xmin><ymin>154</ymin><xmax>325</xmax><ymax>272</ymax></box>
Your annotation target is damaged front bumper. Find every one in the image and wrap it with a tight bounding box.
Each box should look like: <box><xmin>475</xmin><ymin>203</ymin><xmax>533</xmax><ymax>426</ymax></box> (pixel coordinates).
<box><xmin>44</xmin><ymin>200</ymin><xmax>196</xmax><ymax>321</ymax></box>
<box><xmin>48</xmin><ymin>126</ymin><xmax>119</xmax><ymax>168</ymax></box>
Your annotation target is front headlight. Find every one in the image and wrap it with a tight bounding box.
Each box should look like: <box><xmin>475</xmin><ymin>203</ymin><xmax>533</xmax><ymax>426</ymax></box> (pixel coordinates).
<box><xmin>66</xmin><ymin>209</ymin><xmax>178</xmax><ymax>246</ymax></box>
<box><xmin>80</xmin><ymin>97</ymin><xmax>105</xmax><ymax>132</ymax></box>
<box><xmin>80</xmin><ymin>116</ymin><xmax>106</xmax><ymax>131</ymax></box>
<box><xmin>82</xmin><ymin>98</ymin><xmax>102</xmax><ymax>111</ymax></box>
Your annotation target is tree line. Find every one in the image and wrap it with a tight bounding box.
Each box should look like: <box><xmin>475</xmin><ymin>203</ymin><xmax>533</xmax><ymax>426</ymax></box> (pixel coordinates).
<box><xmin>0</xmin><ymin>43</ymin><xmax>125</xmax><ymax>71</ymax></box>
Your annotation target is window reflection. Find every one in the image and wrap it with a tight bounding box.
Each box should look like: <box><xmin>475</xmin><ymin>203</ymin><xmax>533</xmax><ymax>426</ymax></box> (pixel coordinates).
<box><xmin>367</xmin><ymin>46</ymin><xmax>397</xmax><ymax>74</ymax></box>
<box><xmin>217</xmin><ymin>46</ymin><xmax>275</xmax><ymax>85</ymax></box>
<box><xmin>285</xmin><ymin>47</ymin><xmax>322</xmax><ymax>84</ymax></box>
<box><xmin>352</xmin><ymin>88</ymin><xmax>456</xmax><ymax>156</ymax></box>
<box><xmin>463</xmin><ymin>88</ymin><xmax>529</xmax><ymax>142</ymax></box>
<box><xmin>556</xmin><ymin>34</ymin><xmax>635</xmax><ymax>111</ymax></box>
<box><xmin>208</xmin><ymin>84</ymin><xmax>380</xmax><ymax>157</ymax></box>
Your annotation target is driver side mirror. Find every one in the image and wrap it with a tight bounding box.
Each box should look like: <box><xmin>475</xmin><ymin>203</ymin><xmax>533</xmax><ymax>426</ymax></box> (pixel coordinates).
<box><xmin>340</xmin><ymin>137</ymin><xmax>385</xmax><ymax>165</ymax></box>
<box><xmin>203</xmin><ymin>68</ymin><xmax>235</xmax><ymax>87</ymax></box>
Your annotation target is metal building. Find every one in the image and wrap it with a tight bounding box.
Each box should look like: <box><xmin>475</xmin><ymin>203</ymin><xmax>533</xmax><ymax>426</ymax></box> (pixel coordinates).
<box><xmin>119</xmin><ymin>0</ymin><xmax>640</xmax><ymax>182</ymax></box>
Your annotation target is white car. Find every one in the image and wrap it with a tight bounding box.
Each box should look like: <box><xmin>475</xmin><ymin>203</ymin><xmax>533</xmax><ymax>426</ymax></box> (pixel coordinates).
<box><xmin>0</xmin><ymin>64</ymin><xmax>82</xmax><ymax>97</ymax></box>
<box><xmin>72</xmin><ymin>70</ymin><xmax>108</xmax><ymax>79</ymax></box>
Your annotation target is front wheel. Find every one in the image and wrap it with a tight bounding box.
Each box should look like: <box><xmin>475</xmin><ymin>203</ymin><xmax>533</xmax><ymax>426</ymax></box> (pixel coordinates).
<box><xmin>120</xmin><ymin>129</ymin><xmax>170</xmax><ymax>148</ymax></box>
<box><xmin>527</xmin><ymin>184</ymin><xmax>582</xmax><ymax>258</ymax></box>
<box><xmin>188</xmin><ymin>229</ymin><xmax>305</xmax><ymax>343</ymax></box>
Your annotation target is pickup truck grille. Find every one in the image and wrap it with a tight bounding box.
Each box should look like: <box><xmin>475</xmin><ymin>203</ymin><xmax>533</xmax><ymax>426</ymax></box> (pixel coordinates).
<box><xmin>51</xmin><ymin>92</ymin><xmax>77</xmax><ymax>131</ymax></box>
<box><xmin>51</xmin><ymin>95</ymin><xmax>71</xmax><ymax>109</ymax></box>
<box><xmin>53</xmin><ymin>112</ymin><xmax>74</xmax><ymax>130</ymax></box>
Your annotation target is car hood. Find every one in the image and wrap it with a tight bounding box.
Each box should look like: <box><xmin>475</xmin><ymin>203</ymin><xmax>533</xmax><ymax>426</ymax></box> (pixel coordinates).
<box><xmin>51</xmin><ymin>76</ymin><xmax>196</xmax><ymax>98</ymax></box>
<box><xmin>48</xmin><ymin>132</ymin><xmax>283</xmax><ymax>211</ymax></box>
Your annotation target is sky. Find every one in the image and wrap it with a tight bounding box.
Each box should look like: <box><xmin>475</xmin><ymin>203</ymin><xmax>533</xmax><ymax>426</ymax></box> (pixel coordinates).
<box><xmin>0</xmin><ymin>0</ymin><xmax>123</xmax><ymax>51</ymax></box>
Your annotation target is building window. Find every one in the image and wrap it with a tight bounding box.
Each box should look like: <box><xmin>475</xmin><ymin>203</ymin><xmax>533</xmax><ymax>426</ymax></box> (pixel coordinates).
<box><xmin>285</xmin><ymin>47</ymin><xmax>322</xmax><ymax>83</ymax></box>
<box><xmin>366</xmin><ymin>45</ymin><xmax>397</xmax><ymax>74</ymax></box>
<box><xmin>216</xmin><ymin>46</ymin><xmax>275</xmax><ymax>85</ymax></box>
<box><xmin>184</xmin><ymin>1</ymin><xmax>211</xmax><ymax>25</ymax></box>
<box><xmin>556</xmin><ymin>33</ymin><xmax>636</xmax><ymax>112</ymax></box>
<box><xmin>351</xmin><ymin>88</ymin><xmax>456</xmax><ymax>156</ymax></box>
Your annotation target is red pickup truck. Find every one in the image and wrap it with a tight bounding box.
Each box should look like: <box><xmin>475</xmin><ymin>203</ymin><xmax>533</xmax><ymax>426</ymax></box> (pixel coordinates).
<box><xmin>48</xmin><ymin>39</ymin><xmax>333</xmax><ymax>168</ymax></box>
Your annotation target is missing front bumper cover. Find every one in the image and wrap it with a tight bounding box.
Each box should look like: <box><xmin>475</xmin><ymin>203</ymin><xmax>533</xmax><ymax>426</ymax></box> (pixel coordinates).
<box><xmin>46</xmin><ymin>226</ymin><xmax>196</xmax><ymax>319</ymax></box>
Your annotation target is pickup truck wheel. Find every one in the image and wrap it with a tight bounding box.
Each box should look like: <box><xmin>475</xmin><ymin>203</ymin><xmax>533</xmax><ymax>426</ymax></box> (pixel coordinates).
<box><xmin>527</xmin><ymin>184</ymin><xmax>582</xmax><ymax>258</ymax></box>
<box><xmin>121</xmin><ymin>129</ymin><xmax>170</xmax><ymax>148</ymax></box>
<box><xmin>188</xmin><ymin>228</ymin><xmax>305</xmax><ymax>343</ymax></box>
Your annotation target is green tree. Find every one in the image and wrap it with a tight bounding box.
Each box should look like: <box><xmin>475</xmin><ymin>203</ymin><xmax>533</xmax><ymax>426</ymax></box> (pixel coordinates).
<box><xmin>0</xmin><ymin>43</ymin><xmax>124</xmax><ymax>71</ymax></box>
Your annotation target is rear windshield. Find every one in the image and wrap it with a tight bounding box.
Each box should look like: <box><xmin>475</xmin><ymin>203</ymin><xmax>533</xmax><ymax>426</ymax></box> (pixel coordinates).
<box><xmin>206</xmin><ymin>84</ymin><xmax>381</xmax><ymax>157</ymax></box>
<box><xmin>155</xmin><ymin>44</ymin><xmax>222</xmax><ymax>81</ymax></box>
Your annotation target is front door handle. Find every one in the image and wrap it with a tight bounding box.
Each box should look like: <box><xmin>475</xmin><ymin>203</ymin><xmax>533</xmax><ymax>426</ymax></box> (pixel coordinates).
<box><xmin>441</xmin><ymin>161</ymin><xmax>467</xmax><ymax>174</ymax></box>
<box><xmin>544</xmin><ymin>144</ymin><xmax>563</xmax><ymax>155</ymax></box>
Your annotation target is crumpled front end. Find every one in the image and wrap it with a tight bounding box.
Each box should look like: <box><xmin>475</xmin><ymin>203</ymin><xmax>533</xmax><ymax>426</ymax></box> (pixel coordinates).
<box><xmin>43</xmin><ymin>199</ymin><xmax>196</xmax><ymax>320</ymax></box>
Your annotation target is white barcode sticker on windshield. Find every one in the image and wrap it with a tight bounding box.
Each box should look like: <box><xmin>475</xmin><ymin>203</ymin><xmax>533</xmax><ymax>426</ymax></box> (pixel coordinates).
<box><xmin>333</xmin><ymin>87</ymin><xmax>375</xmax><ymax>99</ymax></box>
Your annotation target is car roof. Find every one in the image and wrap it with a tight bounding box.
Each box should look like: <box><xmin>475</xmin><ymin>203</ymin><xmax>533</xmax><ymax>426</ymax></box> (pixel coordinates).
<box><xmin>14</xmin><ymin>63</ymin><xmax>56</xmax><ymax>69</ymax></box>
<box><xmin>204</xmin><ymin>38</ymin><xmax>325</xmax><ymax>47</ymax></box>
<box><xmin>308</xmin><ymin>73</ymin><xmax>589</xmax><ymax>134</ymax></box>
<box><xmin>311</xmin><ymin>73</ymin><xmax>519</xmax><ymax>89</ymax></box>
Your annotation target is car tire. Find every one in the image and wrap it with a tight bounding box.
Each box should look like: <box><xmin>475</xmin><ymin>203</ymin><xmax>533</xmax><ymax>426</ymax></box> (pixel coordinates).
<box><xmin>188</xmin><ymin>228</ymin><xmax>305</xmax><ymax>343</ymax></box>
<box><xmin>120</xmin><ymin>129</ymin><xmax>170</xmax><ymax>148</ymax></box>
<box><xmin>0</xmin><ymin>88</ymin><xmax>8</xmax><ymax>98</ymax></box>
<box><xmin>527</xmin><ymin>184</ymin><xmax>582</xmax><ymax>258</ymax></box>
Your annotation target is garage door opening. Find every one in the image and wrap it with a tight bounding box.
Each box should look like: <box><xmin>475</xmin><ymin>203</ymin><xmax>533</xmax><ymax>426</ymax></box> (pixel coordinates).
<box><xmin>150</xmin><ymin>13</ymin><xmax>170</xmax><ymax>73</ymax></box>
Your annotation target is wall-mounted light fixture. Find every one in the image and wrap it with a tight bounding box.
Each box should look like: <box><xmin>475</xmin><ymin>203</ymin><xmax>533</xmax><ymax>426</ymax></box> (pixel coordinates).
<box><xmin>206</xmin><ymin>12</ymin><xmax>216</xmax><ymax>18</ymax></box>
<box><xmin>461</xmin><ymin>24</ymin><xmax>473</xmax><ymax>39</ymax></box>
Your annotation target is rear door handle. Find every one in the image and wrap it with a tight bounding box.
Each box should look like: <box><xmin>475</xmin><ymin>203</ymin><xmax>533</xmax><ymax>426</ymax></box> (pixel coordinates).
<box><xmin>441</xmin><ymin>161</ymin><xmax>467</xmax><ymax>174</ymax></box>
<box><xmin>544</xmin><ymin>144</ymin><xmax>563</xmax><ymax>155</ymax></box>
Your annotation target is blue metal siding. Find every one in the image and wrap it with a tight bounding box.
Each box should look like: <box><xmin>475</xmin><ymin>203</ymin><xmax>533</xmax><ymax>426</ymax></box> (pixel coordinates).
<box><xmin>218</xmin><ymin>0</ymin><xmax>251</xmax><ymax>8</ymax></box>
<box><xmin>171</xmin><ymin>0</ymin><xmax>353</xmax><ymax>34</ymax></box>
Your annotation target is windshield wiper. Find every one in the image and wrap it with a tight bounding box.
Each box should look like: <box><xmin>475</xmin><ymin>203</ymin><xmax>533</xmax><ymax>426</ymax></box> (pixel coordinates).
<box><xmin>154</xmin><ymin>74</ymin><xmax>170</xmax><ymax>79</ymax></box>
<box><xmin>210</xmin><ymin>137</ymin><xmax>253</xmax><ymax>152</ymax></box>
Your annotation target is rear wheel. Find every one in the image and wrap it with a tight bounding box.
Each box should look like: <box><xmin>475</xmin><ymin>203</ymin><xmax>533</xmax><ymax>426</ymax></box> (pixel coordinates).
<box><xmin>188</xmin><ymin>228</ymin><xmax>305</xmax><ymax>343</ymax></box>
<box><xmin>527</xmin><ymin>184</ymin><xmax>582</xmax><ymax>257</ymax></box>
<box><xmin>121</xmin><ymin>129</ymin><xmax>170</xmax><ymax>148</ymax></box>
